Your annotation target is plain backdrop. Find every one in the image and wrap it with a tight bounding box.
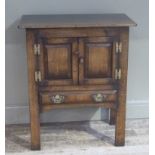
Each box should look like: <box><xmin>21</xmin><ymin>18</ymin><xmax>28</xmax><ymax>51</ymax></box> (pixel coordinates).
<box><xmin>5</xmin><ymin>0</ymin><xmax>148</xmax><ymax>124</ymax></box>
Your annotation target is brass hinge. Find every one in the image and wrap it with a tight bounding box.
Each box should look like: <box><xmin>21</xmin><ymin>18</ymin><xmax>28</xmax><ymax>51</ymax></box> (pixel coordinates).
<box><xmin>34</xmin><ymin>44</ymin><xmax>40</xmax><ymax>55</ymax></box>
<box><xmin>116</xmin><ymin>42</ymin><xmax>122</xmax><ymax>53</ymax></box>
<box><xmin>35</xmin><ymin>71</ymin><xmax>41</xmax><ymax>82</ymax></box>
<box><xmin>115</xmin><ymin>69</ymin><xmax>121</xmax><ymax>80</ymax></box>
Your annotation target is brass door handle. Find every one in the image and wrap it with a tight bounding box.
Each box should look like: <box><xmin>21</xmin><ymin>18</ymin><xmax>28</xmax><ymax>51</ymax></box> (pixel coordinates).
<box><xmin>92</xmin><ymin>93</ymin><xmax>107</xmax><ymax>103</ymax></box>
<box><xmin>50</xmin><ymin>94</ymin><xmax>65</xmax><ymax>104</ymax></box>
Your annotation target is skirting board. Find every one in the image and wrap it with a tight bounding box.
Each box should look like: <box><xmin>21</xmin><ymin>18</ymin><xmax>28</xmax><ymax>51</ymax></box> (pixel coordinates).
<box><xmin>5</xmin><ymin>100</ymin><xmax>149</xmax><ymax>124</ymax></box>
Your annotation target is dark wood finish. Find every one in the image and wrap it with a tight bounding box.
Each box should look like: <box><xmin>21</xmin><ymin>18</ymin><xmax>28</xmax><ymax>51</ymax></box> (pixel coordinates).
<box><xmin>109</xmin><ymin>109</ymin><xmax>116</xmax><ymax>125</ymax></box>
<box><xmin>41</xmin><ymin>102</ymin><xmax>116</xmax><ymax>111</ymax></box>
<box><xmin>20</xmin><ymin>14</ymin><xmax>136</xmax><ymax>150</ymax></box>
<box><xmin>39</xmin><ymin>85</ymin><xmax>116</xmax><ymax>91</ymax></box>
<box><xmin>26</xmin><ymin>30</ymin><xmax>40</xmax><ymax>150</ymax></box>
<box><xmin>115</xmin><ymin>27</ymin><xmax>129</xmax><ymax>146</ymax></box>
<box><xmin>40</xmin><ymin>90</ymin><xmax>117</xmax><ymax>105</ymax></box>
<box><xmin>38</xmin><ymin>37</ymin><xmax>78</xmax><ymax>85</ymax></box>
<box><xmin>79</xmin><ymin>37</ymin><xmax>118</xmax><ymax>85</ymax></box>
<box><xmin>19</xmin><ymin>14</ymin><xmax>137</xmax><ymax>28</ymax></box>
<box><xmin>35</xmin><ymin>28</ymin><xmax>120</xmax><ymax>38</ymax></box>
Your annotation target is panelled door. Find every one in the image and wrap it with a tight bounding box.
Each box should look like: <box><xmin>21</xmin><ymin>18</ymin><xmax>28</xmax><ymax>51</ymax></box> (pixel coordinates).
<box><xmin>35</xmin><ymin>35</ymin><xmax>119</xmax><ymax>86</ymax></box>
<box><xmin>36</xmin><ymin>37</ymin><xmax>78</xmax><ymax>86</ymax></box>
<box><xmin>78</xmin><ymin>37</ymin><xmax>119</xmax><ymax>85</ymax></box>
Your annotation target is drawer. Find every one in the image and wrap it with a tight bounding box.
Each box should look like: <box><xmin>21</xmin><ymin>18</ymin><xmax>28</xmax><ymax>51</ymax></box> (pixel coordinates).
<box><xmin>40</xmin><ymin>90</ymin><xmax>117</xmax><ymax>105</ymax></box>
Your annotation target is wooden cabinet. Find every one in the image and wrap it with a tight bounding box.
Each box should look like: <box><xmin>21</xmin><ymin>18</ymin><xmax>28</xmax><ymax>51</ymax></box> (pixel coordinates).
<box><xmin>19</xmin><ymin>14</ymin><xmax>136</xmax><ymax>150</ymax></box>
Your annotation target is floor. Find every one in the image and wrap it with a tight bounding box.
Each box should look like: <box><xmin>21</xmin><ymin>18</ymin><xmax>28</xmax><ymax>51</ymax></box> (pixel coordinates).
<box><xmin>5</xmin><ymin>119</ymin><xmax>149</xmax><ymax>155</ymax></box>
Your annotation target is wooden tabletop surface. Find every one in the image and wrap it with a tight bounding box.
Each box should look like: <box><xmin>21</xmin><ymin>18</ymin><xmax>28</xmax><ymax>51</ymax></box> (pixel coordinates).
<box><xmin>18</xmin><ymin>14</ymin><xmax>137</xmax><ymax>29</ymax></box>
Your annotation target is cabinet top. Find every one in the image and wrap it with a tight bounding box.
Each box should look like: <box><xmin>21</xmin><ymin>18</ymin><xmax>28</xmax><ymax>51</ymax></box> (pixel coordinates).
<box><xmin>18</xmin><ymin>14</ymin><xmax>137</xmax><ymax>29</ymax></box>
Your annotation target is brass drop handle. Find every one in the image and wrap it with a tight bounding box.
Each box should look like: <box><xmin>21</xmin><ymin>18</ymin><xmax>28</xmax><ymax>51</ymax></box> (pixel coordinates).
<box><xmin>92</xmin><ymin>93</ymin><xmax>107</xmax><ymax>103</ymax></box>
<box><xmin>50</xmin><ymin>94</ymin><xmax>65</xmax><ymax>104</ymax></box>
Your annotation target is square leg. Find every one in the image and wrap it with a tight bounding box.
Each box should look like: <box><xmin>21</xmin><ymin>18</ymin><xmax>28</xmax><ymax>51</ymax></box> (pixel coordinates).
<box><xmin>115</xmin><ymin>95</ymin><xmax>126</xmax><ymax>146</ymax></box>
<box><xmin>30</xmin><ymin>112</ymin><xmax>41</xmax><ymax>150</ymax></box>
<box><xmin>26</xmin><ymin>30</ymin><xmax>41</xmax><ymax>150</ymax></box>
<box><xmin>114</xmin><ymin>27</ymin><xmax>128</xmax><ymax>146</ymax></box>
<box><xmin>109</xmin><ymin>109</ymin><xmax>116</xmax><ymax>125</ymax></box>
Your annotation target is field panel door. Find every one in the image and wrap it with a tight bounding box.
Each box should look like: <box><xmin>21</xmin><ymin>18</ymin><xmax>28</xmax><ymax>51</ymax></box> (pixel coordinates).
<box><xmin>78</xmin><ymin>37</ymin><xmax>119</xmax><ymax>85</ymax></box>
<box><xmin>37</xmin><ymin>37</ymin><xmax>78</xmax><ymax>86</ymax></box>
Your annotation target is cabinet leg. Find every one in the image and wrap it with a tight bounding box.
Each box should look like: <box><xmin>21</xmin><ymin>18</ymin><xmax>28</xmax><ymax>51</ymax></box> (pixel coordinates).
<box><xmin>109</xmin><ymin>109</ymin><xmax>116</xmax><ymax>125</ymax></box>
<box><xmin>115</xmin><ymin>97</ymin><xmax>126</xmax><ymax>146</ymax></box>
<box><xmin>30</xmin><ymin>108</ymin><xmax>41</xmax><ymax>150</ymax></box>
<box><xmin>26</xmin><ymin>30</ymin><xmax>41</xmax><ymax>150</ymax></box>
<box><xmin>114</xmin><ymin>27</ymin><xmax>128</xmax><ymax>146</ymax></box>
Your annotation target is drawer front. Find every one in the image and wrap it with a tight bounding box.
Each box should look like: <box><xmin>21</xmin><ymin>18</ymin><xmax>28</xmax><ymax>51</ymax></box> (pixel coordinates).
<box><xmin>40</xmin><ymin>90</ymin><xmax>117</xmax><ymax>105</ymax></box>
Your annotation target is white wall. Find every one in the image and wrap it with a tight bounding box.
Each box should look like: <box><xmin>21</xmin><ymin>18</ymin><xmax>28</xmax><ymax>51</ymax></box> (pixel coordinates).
<box><xmin>5</xmin><ymin>0</ymin><xmax>149</xmax><ymax>124</ymax></box>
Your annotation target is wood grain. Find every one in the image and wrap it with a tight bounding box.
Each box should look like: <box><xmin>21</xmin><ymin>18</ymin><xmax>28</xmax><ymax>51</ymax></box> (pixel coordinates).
<box><xmin>41</xmin><ymin>102</ymin><xmax>116</xmax><ymax>112</ymax></box>
<box><xmin>36</xmin><ymin>28</ymin><xmax>120</xmax><ymax>38</ymax></box>
<box><xmin>115</xmin><ymin>27</ymin><xmax>129</xmax><ymax>146</ymax></box>
<box><xmin>79</xmin><ymin>37</ymin><xmax>118</xmax><ymax>85</ymax></box>
<box><xmin>40</xmin><ymin>90</ymin><xmax>117</xmax><ymax>105</ymax></box>
<box><xmin>46</xmin><ymin>44</ymin><xmax>71</xmax><ymax>79</ymax></box>
<box><xmin>38</xmin><ymin>37</ymin><xmax>78</xmax><ymax>85</ymax></box>
<box><xmin>85</xmin><ymin>42</ymin><xmax>112</xmax><ymax>78</ymax></box>
<box><xmin>39</xmin><ymin>85</ymin><xmax>116</xmax><ymax>92</ymax></box>
<box><xmin>26</xmin><ymin>30</ymin><xmax>40</xmax><ymax>150</ymax></box>
<box><xmin>109</xmin><ymin>109</ymin><xmax>116</xmax><ymax>125</ymax></box>
<box><xmin>19</xmin><ymin>14</ymin><xmax>137</xmax><ymax>28</ymax></box>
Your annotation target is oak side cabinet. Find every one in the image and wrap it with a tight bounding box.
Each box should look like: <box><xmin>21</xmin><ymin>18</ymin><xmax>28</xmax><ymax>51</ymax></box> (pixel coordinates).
<box><xmin>19</xmin><ymin>14</ymin><xmax>136</xmax><ymax>150</ymax></box>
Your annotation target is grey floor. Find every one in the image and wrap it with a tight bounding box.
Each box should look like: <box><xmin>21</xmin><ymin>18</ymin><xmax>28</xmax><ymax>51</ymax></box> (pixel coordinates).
<box><xmin>5</xmin><ymin>119</ymin><xmax>149</xmax><ymax>155</ymax></box>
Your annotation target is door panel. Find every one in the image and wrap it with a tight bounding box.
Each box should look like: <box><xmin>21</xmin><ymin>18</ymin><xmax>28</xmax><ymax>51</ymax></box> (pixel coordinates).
<box><xmin>38</xmin><ymin>37</ymin><xmax>78</xmax><ymax>86</ymax></box>
<box><xmin>45</xmin><ymin>44</ymin><xmax>71</xmax><ymax>79</ymax></box>
<box><xmin>79</xmin><ymin>37</ymin><xmax>118</xmax><ymax>85</ymax></box>
<box><xmin>85</xmin><ymin>43</ymin><xmax>112</xmax><ymax>78</ymax></box>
